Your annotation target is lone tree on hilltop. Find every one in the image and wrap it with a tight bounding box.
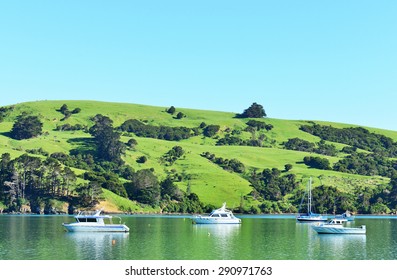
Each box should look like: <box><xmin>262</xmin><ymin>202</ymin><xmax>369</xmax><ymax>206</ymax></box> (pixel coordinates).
<box><xmin>237</xmin><ymin>102</ymin><xmax>267</xmax><ymax>118</ymax></box>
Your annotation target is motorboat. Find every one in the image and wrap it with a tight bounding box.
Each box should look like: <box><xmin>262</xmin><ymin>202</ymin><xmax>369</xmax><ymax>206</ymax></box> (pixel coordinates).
<box><xmin>312</xmin><ymin>218</ymin><xmax>366</xmax><ymax>234</ymax></box>
<box><xmin>192</xmin><ymin>203</ymin><xmax>241</xmax><ymax>224</ymax></box>
<box><xmin>296</xmin><ymin>177</ymin><xmax>327</xmax><ymax>222</ymax></box>
<box><xmin>62</xmin><ymin>209</ymin><xmax>130</xmax><ymax>232</ymax></box>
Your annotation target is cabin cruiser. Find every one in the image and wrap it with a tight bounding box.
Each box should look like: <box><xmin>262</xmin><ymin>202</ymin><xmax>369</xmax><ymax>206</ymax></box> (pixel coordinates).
<box><xmin>192</xmin><ymin>203</ymin><xmax>241</xmax><ymax>224</ymax></box>
<box><xmin>63</xmin><ymin>209</ymin><xmax>129</xmax><ymax>232</ymax></box>
<box><xmin>312</xmin><ymin>218</ymin><xmax>366</xmax><ymax>234</ymax></box>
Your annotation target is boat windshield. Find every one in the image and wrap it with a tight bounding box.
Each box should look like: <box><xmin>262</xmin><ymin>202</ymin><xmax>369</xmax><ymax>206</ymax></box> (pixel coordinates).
<box><xmin>76</xmin><ymin>218</ymin><xmax>98</xmax><ymax>223</ymax></box>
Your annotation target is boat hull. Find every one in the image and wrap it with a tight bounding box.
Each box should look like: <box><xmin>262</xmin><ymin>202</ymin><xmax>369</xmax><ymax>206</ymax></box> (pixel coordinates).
<box><xmin>312</xmin><ymin>225</ymin><xmax>366</xmax><ymax>234</ymax></box>
<box><xmin>63</xmin><ymin>223</ymin><xmax>130</xmax><ymax>232</ymax></box>
<box><xmin>192</xmin><ymin>217</ymin><xmax>241</xmax><ymax>224</ymax></box>
<box><xmin>296</xmin><ymin>215</ymin><xmax>327</xmax><ymax>223</ymax></box>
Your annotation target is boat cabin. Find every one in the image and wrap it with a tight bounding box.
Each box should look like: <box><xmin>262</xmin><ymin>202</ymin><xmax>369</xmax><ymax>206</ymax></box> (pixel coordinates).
<box><xmin>327</xmin><ymin>218</ymin><xmax>347</xmax><ymax>225</ymax></box>
<box><xmin>73</xmin><ymin>210</ymin><xmax>114</xmax><ymax>225</ymax></box>
<box><xmin>75</xmin><ymin>217</ymin><xmax>106</xmax><ymax>224</ymax></box>
<box><xmin>210</xmin><ymin>213</ymin><xmax>230</xmax><ymax>218</ymax></box>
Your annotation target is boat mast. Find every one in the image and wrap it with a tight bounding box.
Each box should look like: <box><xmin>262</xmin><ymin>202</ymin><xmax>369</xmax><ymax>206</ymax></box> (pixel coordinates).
<box><xmin>307</xmin><ymin>177</ymin><xmax>312</xmax><ymax>214</ymax></box>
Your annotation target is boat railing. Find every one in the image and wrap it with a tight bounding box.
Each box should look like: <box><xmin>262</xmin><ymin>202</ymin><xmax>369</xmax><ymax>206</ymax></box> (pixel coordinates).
<box><xmin>110</xmin><ymin>215</ymin><xmax>125</xmax><ymax>225</ymax></box>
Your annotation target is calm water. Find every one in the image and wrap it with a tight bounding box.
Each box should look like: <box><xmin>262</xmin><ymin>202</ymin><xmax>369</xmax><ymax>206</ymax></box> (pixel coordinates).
<box><xmin>1</xmin><ymin>214</ymin><xmax>397</xmax><ymax>260</ymax></box>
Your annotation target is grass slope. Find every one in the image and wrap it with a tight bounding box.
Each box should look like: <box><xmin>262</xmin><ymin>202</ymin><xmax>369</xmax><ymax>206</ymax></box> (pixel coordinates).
<box><xmin>1</xmin><ymin>100</ymin><xmax>395</xmax><ymax>211</ymax></box>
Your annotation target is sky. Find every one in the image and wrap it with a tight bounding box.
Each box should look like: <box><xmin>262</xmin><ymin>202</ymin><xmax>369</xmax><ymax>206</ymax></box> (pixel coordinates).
<box><xmin>0</xmin><ymin>1</ymin><xmax>396</xmax><ymax>130</ymax></box>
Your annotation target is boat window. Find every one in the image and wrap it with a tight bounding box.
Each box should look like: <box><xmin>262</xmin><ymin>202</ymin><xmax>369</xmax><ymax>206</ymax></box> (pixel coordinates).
<box><xmin>220</xmin><ymin>214</ymin><xmax>228</xmax><ymax>217</ymax></box>
<box><xmin>76</xmin><ymin>218</ymin><xmax>97</xmax><ymax>223</ymax></box>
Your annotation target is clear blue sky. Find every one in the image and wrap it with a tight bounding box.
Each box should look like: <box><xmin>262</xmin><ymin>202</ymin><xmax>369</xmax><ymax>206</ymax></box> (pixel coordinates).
<box><xmin>1</xmin><ymin>1</ymin><xmax>396</xmax><ymax>130</ymax></box>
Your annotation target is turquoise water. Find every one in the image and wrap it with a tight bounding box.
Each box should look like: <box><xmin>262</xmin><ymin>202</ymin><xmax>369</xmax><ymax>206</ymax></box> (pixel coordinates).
<box><xmin>0</xmin><ymin>215</ymin><xmax>396</xmax><ymax>260</ymax></box>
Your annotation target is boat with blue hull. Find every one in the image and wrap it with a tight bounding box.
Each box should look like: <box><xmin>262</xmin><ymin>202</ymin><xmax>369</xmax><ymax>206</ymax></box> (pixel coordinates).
<box><xmin>63</xmin><ymin>209</ymin><xmax>129</xmax><ymax>232</ymax></box>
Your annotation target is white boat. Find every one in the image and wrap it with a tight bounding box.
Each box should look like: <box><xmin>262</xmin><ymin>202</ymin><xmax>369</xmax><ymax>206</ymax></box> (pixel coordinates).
<box><xmin>62</xmin><ymin>209</ymin><xmax>130</xmax><ymax>232</ymax></box>
<box><xmin>296</xmin><ymin>177</ymin><xmax>327</xmax><ymax>222</ymax></box>
<box><xmin>335</xmin><ymin>210</ymin><xmax>355</xmax><ymax>221</ymax></box>
<box><xmin>312</xmin><ymin>218</ymin><xmax>366</xmax><ymax>234</ymax></box>
<box><xmin>192</xmin><ymin>203</ymin><xmax>241</xmax><ymax>224</ymax></box>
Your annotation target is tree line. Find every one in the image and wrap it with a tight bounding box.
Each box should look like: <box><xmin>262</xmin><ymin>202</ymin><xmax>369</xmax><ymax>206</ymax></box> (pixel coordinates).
<box><xmin>300</xmin><ymin>123</ymin><xmax>397</xmax><ymax>157</ymax></box>
<box><xmin>246</xmin><ymin>167</ymin><xmax>397</xmax><ymax>214</ymax></box>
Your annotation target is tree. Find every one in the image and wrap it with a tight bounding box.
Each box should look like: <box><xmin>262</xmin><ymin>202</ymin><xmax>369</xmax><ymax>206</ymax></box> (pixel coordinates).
<box><xmin>71</xmin><ymin>108</ymin><xmax>81</xmax><ymax>114</ymax></box>
<box><xmin>246</xmin><ymin>120</ymin><xmax>268</xmax><ymax>130</ymax></box>
<box><xmin>59</xmin><ymin>104</ymin><xmax>69</xmax><ymax>114</ymax></box>
<box><xmin>176</xmin><ymin>112</ymin><xmax>185</xmax><ymax>119</ymax></box>
<box><xmin>303</xmin><ymin>156</ymin><xmax>331</xmax><ymax>170</ymax></box>
<box><xmin>127</xmin><ymin>138</ymin><xmax>138</xmax><ymax>148</ymax></box>
<box><xmin>161</xmin><ymin>177</ymin><xmax>183</xmax><ymax>200</ymax></box>
<box><xmin>162</xmin><ymin>146</ymin><xmax>185</xmax><ymax>165</ymax></box>
<box><xmin>203</xmin><ymin>125</ymin><xmax>220</xmax><ymax>137</ymax></box>
<box><xmin>0</xmin><ymin>106</ymin><xmax>14</xmax><ymax>122</ymax></box>
<box><xmin>237</xmin><ymin>102</ymin><xmax>267</xmax><ymax>118</ymax></box>
<box><xmin>89</xmin><ymin>114</ymin><xmax>125</xmax><ymax>164</ymax></box>
<box><xmin>136</xmin><ymin>156</ymin><xmax>147</xmax><ymax>163</ymax></box>
<box><xmin>284</xmin><ymin>164</ymin><xmax>293</xmax><ymax>172</ymax></box>
<box><xmin>167</xmin><ymin>106</ymin><xmax>176</xmax><ymax>115</ymax></box>
<box><xmin>75</xmin><ymin>182</ymin><xmax>103</xmax><ymax>207</ymax></box>
<box><xmin>284</xmin><ymin>138</ymin><xmax>315</xmax><ymax>152</ymax></box>
<box><xmin>0</xmin><ymin>153</ymin><xmax>12</xmax><ymax>200</ymax></box>
<box><xmin>10</xmin><ymin>114</ymin><xmax>43</xmax><ymax>140</ymax></box>
<box><xmin>388</xmin><ymin>175</ymin><xmax>397</xmax><ymax>210</ymax></box>
<box><xmin>126</xmin><ymin>169</ymin><xmax>160</xmax><ymax>206</ymax></box>
<box><xmin>61</xmin><ymin>167</ymin><xmax>77</xmax><ymax>197</ymax></box>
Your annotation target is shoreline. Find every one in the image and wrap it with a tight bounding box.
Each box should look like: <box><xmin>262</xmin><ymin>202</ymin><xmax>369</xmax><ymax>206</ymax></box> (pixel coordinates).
<box><xmin>1</xmin><ymin>212</ymin><xmax>397</xmax><ymax>219</ymax></box>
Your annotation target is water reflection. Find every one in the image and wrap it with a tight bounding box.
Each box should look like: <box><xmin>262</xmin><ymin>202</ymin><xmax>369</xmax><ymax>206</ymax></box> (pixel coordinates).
<box><xmin>65</xmin><ymin>232</ymin><xmax>129</xmax><ymax>260</ymax></box>
<box><xmin>191</xmin><ymin>224</ymin><xmax>241</xmax><ymax>259</ymax></box>
<box><xmin>314</xmin><ymin>234</ymin><xmax>367</xmax><ymax>260</ymax></box>
<box><xmin>2</xmin><ymin>215</ymin><xmax>397</xmax><ymax>260</ymax></box>
<box><xmin>192</xmin><ymin>224</ymin><xmax>241</xmax><ymax>237</ymax></box>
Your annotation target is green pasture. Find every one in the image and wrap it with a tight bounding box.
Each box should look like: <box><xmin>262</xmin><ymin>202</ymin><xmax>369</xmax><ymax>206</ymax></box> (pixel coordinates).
<box><xmin>0</xmin><ymin>100</ymin><xmax>394</xmax><ymax>211</ymax></box>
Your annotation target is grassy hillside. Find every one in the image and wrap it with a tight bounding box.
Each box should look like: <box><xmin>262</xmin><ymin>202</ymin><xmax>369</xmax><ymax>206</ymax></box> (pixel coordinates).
<box><xmin>1</xmin><ymin>100</ymin><xmax>396</xmax><ymax>212</ymax></box>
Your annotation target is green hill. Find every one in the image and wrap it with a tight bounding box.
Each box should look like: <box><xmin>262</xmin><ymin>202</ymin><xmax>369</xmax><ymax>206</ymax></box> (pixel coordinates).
<box><xmin>1</xmin><ymin>100</ymin><xmax>396</xmax><ymax>214</ymax></box>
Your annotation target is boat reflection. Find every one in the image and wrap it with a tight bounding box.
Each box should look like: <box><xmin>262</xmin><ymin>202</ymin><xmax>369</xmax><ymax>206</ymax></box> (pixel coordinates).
<box><xmin>316</xmin><ymin>233</ymin><xmax>366</xmax><ymax>245</ymax></box>
<box><xmin>192</xmin><ymin>224</ymin><xmax>241</xmax><ymax>238</ymax></box>
<box><xmin>314</xmin><ymin>234</ymin><xmax>367</xmax><ymax>259</ymax></box>
<box><xmin>65</xmin><ymin>232</ymin><xmax>129</xmax><ymax>260</ymax></box>
<box><xmin>192</xmin><ymin>224</ymin><xmax>241</xmax><ymax>259</ymax></box>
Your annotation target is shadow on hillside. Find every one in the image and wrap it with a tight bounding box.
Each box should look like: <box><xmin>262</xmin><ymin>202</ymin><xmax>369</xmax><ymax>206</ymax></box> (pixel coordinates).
<box><xmin>0</xmin><ymin>131</ymin><xmax>13</xmax><ymax>139</ymax></box>
<box><xmin>67</xmin><ymin>137</ymin><xmax>97</xmax><ymax>156</ymax></box>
